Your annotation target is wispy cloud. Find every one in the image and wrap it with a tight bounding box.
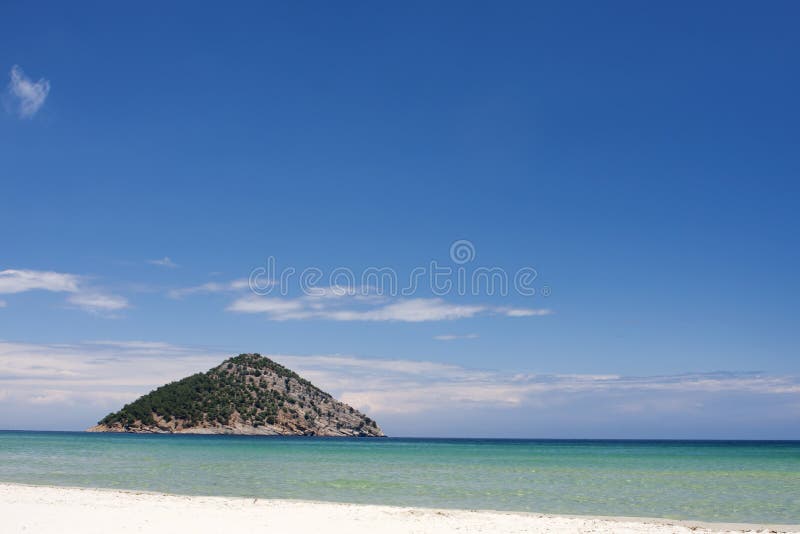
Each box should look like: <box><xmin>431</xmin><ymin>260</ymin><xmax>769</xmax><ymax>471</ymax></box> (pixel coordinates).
<box><xmin>0</xmin><ymin>269</ymin><xmax>128</xmax><ymax>315</ymax></box>
<box><xmin>228</xmin><ymin>292</ymin><xmax>550</xmax><ymax>323</ymax></box>
<box><xmin>3</xmin><ymin>340</ymin><xmax>797</xmax><ymax>412</ymax></box>
<box><xmin>498</xmin><ymin>307</ymin><xmax>553</xmax><ymax>317</ymax></box>
<box><xmin>322</xmin><ymin>298</ymin><xmax>486</xmax><ymax>322</ymax></box>
<box><xmin>434</xmin><ymin>333</ymin><xmax>479</xmax><ymax>341</ymax></box>
<box><xmin>168</xmin><ymin>279</ymin><xmax>251</xmax><ymax>299</ymax></box>
<box><xmin>227</xmin><ymin>296</ymin><xmax>305</xmax><ymax>315</ymax></box>
<box><xmin>275</xmin><ymin>355</ymin><xmax>800</xmax><ymax>417</ymax></box>
<box><xmin>6</xmin><ymin>65</ymin><xmax>50</xmax><ymax>118</ymax></box>
<box><xmin>147</xmin><ymin>257</ymin><xmax>178</xmax><ymax>268</ymax></box>
<box><xmin>0</xmin><ymin>340</ymin><xmax>798</xmax><ymax>435</ymax></box>
<box><xmin>0</xmin><ymin>300</ymin><xmax>6</xmax><ymax>308</ymax></box>
<box><xmin>66</xmin><ymin>292</ymin><xmax>128</xmax><ymax>313</ymax></box>
<box><xmin>86</xmin><ymin>340</ymin><xmax>192</xmax><ymax>352</ymax></box>
<box><xmin>226</xmin><ymin>296</ymin><xmax>488</xmax><ymax>322</ymax></box>
<box><xmin>0</xmin><ymin>341</ymin><xmax>225</xmax><ymax>417</ymax></box>
<box><xmin>172</xmin><ymin>275</ymin><xmax>550</xmax><ymax>322</ymax></box>
<box><xmin>0</xmin><ymin>269</ymin><xmax>80</xmax><ymax>294</ymax></box>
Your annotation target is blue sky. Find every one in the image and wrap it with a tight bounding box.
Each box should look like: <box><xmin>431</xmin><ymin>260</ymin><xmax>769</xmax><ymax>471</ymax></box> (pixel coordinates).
<box><xmin>1</xmin><ymin>1</ymin><xmax>799</xmax><ymax>438</ymax></box>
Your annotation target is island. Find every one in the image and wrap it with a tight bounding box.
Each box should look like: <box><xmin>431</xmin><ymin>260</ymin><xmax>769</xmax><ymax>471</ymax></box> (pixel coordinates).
<box><xmin>88</xmin><ymin>353</ymin><xmax>384</xmax><ymax>436</ymax></box>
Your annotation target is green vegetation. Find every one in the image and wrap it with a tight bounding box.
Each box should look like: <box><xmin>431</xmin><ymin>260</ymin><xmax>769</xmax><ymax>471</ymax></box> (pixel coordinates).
<box><xmin>98</xmin><ymin>353</ymin><xmax>334</xmax><ymax>429</ymax></box>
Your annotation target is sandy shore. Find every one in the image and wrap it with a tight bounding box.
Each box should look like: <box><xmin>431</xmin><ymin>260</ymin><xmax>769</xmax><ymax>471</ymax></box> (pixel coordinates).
<box><xmin>1</xmin><ymin>483</ymin><xmax>797</xmax><ymax>533</ymax></box>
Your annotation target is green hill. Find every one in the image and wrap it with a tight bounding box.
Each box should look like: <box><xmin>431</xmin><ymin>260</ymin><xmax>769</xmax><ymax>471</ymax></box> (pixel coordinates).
<box><xmin>88</xmin><ymin>353</ymin><xmax>384</xmax><ymax>436</ymax></box>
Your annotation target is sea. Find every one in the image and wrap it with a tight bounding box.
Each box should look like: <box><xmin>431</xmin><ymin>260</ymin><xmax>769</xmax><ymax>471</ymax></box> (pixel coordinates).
<box><xmin>0</xmin><ymin>431</ymin><xmax>797</xmax><ymax>524</ymax></box>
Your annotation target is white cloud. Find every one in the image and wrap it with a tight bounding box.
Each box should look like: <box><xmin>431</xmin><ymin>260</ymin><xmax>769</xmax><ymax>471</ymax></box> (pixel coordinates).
<box><xmin>226</xmin><ymin>295</ymin><xmax>483</xmax><ymax>322</ymax></box>
<box><xmin>276</xmin><ymin>354</ymin><xmax>474</xmax><ymax>379</ymax></box>
<box><xmin>326</xmin><ymin>298</ymin><xmax>486</xmax><ymax>322</ymax></box>
<box><xmin>0</xmin><ymin>300</ymin><xmax>6</xmax><ymax>308</ymax></box>
<box><xmin>227</xmin><ymin>291</ymin><xmax>550</xmax><ymax>323</ymax></box>
<box><xmin>500</xmin><ymin>307</ymin><xmax>552</xmax><ymax>317</ymax></box>
<box><xmin>7</xmin><ymin>65</ymin><xmax>50</xmax><ymax>118</ymax></box>
<box><xmin>4</xmin><ymin>340</ymin><xmax>796</xmax><ymax>410</ymax></box>
<box><xmin>227</xmin><ymin>296</ymin><xmax>305</xmax><ymax>315</ymax></box>
<box><xmin>67</xmin><ymin>292</ymin><xmax>129</xmax><ymax>313</ymax></box>
<box><xmin>260</xmin><ymin>354</ymin><xmax>800</xmax><ymax>417</ymax></box>
<box><xmin>171</xmin><ymin>270</ymin><xmax>553</xmax><ymax>324</ymax></box>
<box><xmin>0</xmin><ymin>268</ymin><xmax>128</xmax><ymax>314</ymax></box>
<box><xmin>0</xmin><ymin>341</ymin><xmax>227</xmax><ymax>420</ymax></box>
<box><xmin>86</xmin><ymin>340</ymin><xmax>191</xmax><ymax>353</ymax></box>
<box><xmin>0</xmin><ymin>269</ymin><xmax>80</xmax><ymax>294</ymax></box>
<box><xmin>434</xmin><ymin>333</ymin><xmax>479</xmax><ymax>341</ymax></box>
<box><xmin>175</xmin><ymin>277</ymin><xmax>549</xmax><ymax>322</ymax></box>
<box><xmin>0</xmin><ymin>340</ymin><xmax>798</xmax><ymax>434</ymax></box>
<box><xmin>147</xmin><ymin>257</ymin><xmax>178</xmax><ymax>268</ymax></box>
<box><xmin>168</xmin><ymin>279</ymin><xmax>251</xmax><ymax>299</ymax></box>
<box><xmin>0</xmin><ymin>340</ymin><xmax>224</xmax><ymax>388</ymax></box>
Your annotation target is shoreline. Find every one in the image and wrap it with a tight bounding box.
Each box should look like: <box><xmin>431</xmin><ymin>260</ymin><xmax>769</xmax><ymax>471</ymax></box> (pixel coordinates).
<box><xmin>2</xmin><ymin>483</ymin><xmax>797</xmax><ymax>533</ymax></box>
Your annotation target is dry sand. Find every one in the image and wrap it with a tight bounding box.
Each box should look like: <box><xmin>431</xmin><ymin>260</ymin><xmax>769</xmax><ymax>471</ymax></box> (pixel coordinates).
<box><xmin>1</xmin><ymin>483</ymin><xmax>797</xmax><ymax>533</ymax></box>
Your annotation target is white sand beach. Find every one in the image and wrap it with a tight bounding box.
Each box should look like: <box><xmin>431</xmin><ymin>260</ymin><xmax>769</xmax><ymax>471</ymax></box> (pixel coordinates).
<box><xmin>1</xmin><ymin>483</ymin><xmax>797</xmax><ymax>534</ymax></box>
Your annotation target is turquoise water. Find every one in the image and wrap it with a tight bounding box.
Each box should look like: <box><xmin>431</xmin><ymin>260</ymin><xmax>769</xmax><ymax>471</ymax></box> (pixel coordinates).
<box><xmin>0</xmin><ymin>432</ymin><xmax>798</xmax><ymax>524</ymax></box>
